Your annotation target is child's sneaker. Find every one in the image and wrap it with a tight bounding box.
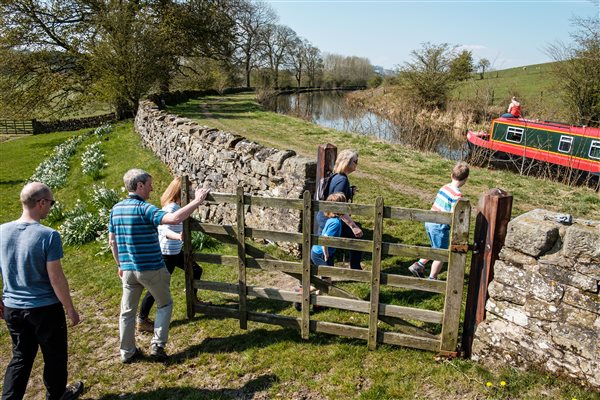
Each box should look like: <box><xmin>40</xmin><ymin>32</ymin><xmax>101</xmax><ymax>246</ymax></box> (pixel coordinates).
<box><xmin>408</xmin><ymin>261</ymin><xmax>425</xmax><ymax>278</ymax></box>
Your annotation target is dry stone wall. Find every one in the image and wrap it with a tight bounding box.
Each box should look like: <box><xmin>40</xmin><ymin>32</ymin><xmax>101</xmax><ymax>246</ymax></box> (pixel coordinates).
<box><xmin>472</xmin><ymin>209</ymin><xmax>600</xmax><ymax>389</ymax></box>
<box><xmin>134</xmin><ymin>100</ymin><xmax>316</xmax><ymax>252</ymax></box>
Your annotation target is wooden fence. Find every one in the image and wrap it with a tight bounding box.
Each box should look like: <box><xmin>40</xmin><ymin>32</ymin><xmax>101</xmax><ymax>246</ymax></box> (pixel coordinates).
<box><xmin>0</xmin><ymin>119</ymin><xmax>34</xmax><ymax>134</ymax></box>
<box><xmin>182</xmin><ymin>184</ymin><xmax>471</xmax><ymax>354</ymax></box>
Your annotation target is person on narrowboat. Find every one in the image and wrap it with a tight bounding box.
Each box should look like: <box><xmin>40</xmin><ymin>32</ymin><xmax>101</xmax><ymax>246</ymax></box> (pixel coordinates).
<box><xmin>501</xmin><ymin>96</ymin><xmax>521</xmax><ymax>118</ymax></box>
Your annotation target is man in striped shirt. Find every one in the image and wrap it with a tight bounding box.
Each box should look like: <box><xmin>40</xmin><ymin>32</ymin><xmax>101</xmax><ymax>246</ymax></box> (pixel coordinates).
<box><xmin>409</xmin><ymin>162</ymin><xmax>469</xmax><ymax>280</ymax></box>
<box><xmin>109</xmin><ymin>169</ymin><xmax>209</xmax><ymax>363</ymax></box>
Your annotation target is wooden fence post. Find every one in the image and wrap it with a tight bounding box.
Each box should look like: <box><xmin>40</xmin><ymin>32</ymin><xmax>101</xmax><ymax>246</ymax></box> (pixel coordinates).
<box><xmin>316</xmin><ymin>144</ymin><xmax>337</xmax><ymax>183</ymax></box>
<box><xmin>236</xmin><ymin>186</ymin><xmax>248</xmax><ymax>329</ymax></box>
<box><xmin>440</xmin><ymin>199</ymin><xmax>471</xmax><ymax>355</ymax></box>
<box><xmin>367</xmin><ymin>196</ymin><xmax>384</xmax><ymax>350</ymax></box>
<box><xmin>182</xmin><ymin>176</ymin><xmax>195</xmax><ymax>319</ymax></box>
<box><xmin>301</xmin><ymin>190</ymin><xmax>312</xmax><ymax>339</ymax></box>
<box><xmin>462</xmin><ymin>189</ymin><xmax>512</xmax><ymax>357</ymax></box>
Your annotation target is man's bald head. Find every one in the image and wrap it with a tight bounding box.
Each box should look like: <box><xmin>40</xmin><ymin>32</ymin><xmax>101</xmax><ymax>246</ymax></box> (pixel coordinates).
<box><xmin>20</xmin><ymin>182</ymin><xmax>52</xmax><ymax>208</ymax></box>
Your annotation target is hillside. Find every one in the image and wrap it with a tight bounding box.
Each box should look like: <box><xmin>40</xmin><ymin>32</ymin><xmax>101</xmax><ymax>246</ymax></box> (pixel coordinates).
<box><xmin>452</xmin><ymin>62</ymin><xmax>563</xmax><ymax>118</ymax></box>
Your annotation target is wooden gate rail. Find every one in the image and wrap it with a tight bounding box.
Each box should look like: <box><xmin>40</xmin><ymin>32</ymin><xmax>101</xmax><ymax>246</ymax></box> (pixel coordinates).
<box><xmin>0</xmin><ymin>119</ymin><xmax>34</xmax><ymax>134</ymax></box>
<box><xmin>183</xmin><ymin>187</ymin><xmax>470</xmax><ymax>354</ymax></box>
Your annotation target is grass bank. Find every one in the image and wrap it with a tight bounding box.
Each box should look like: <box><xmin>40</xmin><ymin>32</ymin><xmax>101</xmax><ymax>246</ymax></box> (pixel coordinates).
<box><xmin>167</xmin><ymin>93</ymin><xmax>599</xmax><ymax>220</ymax></box>
<box><xmin>0</xmin><ymin>101</ymin><xmax>598</xmax><ymax>399</ymax></box>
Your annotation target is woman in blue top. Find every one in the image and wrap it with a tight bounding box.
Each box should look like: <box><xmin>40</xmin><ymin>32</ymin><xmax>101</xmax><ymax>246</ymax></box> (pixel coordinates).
<box><xmin>316</xmin><ymin>149</ymin><xmax>363</xmax><ymax>269</ymax></box>
<box><xmin>311</xmin><ymin>192</ymin><xmax>346</xmax><ymax>266</ymax></box>
<box><xmin>137</xmin><ymin>177</ymin><xmax>203</xmax><ymax>332</ymax></box>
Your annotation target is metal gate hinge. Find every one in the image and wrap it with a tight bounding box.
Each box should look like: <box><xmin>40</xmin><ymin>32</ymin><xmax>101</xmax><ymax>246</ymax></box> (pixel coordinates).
<box><xmin>450</xmin><ymin>243</ymin><xmax>469</xmax><ymax>253</ymax></box>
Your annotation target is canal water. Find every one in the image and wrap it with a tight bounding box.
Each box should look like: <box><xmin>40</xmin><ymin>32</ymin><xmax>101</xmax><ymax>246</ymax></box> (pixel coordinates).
<box><xmin>272</xmin><ymin>91</ymin><xmax>468</xmax><ymax>160</ymax></box>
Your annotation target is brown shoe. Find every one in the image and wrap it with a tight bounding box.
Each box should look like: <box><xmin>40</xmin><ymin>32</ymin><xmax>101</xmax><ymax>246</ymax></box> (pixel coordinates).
<box><xmin>136</xmin><ymin>317</ymin><xmax>153</xmax><ymax>333</ymax></box>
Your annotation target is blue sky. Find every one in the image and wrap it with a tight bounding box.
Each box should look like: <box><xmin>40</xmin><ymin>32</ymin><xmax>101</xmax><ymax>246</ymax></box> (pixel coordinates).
<box><xmin>266</xmin><ymin>0</ymin><xmax>600</xmax><ymax>70</ymax></box>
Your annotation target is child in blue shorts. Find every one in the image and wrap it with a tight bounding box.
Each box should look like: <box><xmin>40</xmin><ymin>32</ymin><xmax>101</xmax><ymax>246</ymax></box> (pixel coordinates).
<box><xmin>295</xmin><ymin>193</ymin><xmax>346</xmax><ymax>312</ymax></box>
<box><xmin>409</xmin><ymin>162</ymin><xmax>469</xmax><ymax>279</ymax></box>
<box><xmin>311</xmin><ymin>192</ymin><xmax>346</xmax><ymax>267</ymax></box>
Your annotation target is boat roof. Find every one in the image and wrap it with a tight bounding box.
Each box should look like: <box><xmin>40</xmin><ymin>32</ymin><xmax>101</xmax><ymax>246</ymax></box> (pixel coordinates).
<box><xmin>494</xmin><ymin>117</ymin><xmax>600</xmax><ymax>139</ymax></box>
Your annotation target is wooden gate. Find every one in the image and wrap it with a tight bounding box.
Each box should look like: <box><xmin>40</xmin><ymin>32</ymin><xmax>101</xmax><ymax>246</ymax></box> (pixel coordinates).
<box><xmin>0</xmin><ymin>119</ymin><xmax>34</xmax><ymax>134</ymax></box>
<box><xmin>182</xmin><ymin>184</ymin><xmax>470</xmax><ymax>354</ymax></box>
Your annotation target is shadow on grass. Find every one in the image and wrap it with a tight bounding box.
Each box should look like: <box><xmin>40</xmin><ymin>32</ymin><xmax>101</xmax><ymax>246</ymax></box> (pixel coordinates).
<box><xmin>170</xmin><ymin>298</ymin><xmax>292</xmax><ymax>330</ymax></box>
<box><xmin>169</xmin><ymin>328</ymin><xmax>293</xmax><ymax>361</ymax></box>
<box><xmin>0</xmin><ymin>179</ymin><xmax>25</xmax><ymax>185</ymax></box>
<box><xmin>167</xmin><ymin>327</ymin><xmax>358</xmax><ymax>364</ymax></box>
<box><xmin>97</xmin><ymin>374</ymin><xmax>277</xmax><ymax>400</ymax></box>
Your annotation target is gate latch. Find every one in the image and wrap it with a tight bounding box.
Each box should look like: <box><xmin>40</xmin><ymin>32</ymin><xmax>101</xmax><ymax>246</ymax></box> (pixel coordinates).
<box><xmin>450</xmin><ymin>243</ymin><xmax>469</xmax><ymax>253</ymax></box>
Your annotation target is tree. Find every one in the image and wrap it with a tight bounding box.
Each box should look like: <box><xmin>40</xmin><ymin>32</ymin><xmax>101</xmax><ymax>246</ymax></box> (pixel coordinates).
<box><xmin>322</xmin><ymin>53</ymin><xmax>373</xmax><ymax>87</ymax></box>
<box><xmin>450</xmin><ymin>50</ymin><xmax>474</xmax><ymax>81</ymax></box>
<box><xmin>288</xmin><ymin>38</ymin><xmax>306</xmax><ymax>88</ymax></box>
<box><xmin>0</xmin><ymin>0</ymin><xmax>94</xmax><ymax>118</ymax></box>
<box><xmin>399</xmin><ymin>42</ymin><xmax>457</xmax><ymax>110</ymax></box>
<box><xmin>477</xmin><ymin>58</ymin><xmax>490</xmax><ymax>79</ymax></box>
<box><xmin>547</xmin><ymin>16</ymin><xmax>600</xmax><ymax>126</ymax></box>
<box><xmin>303</xmin><ymin>44</ymin><xmax>323</xmax><ymax>87</ymax></box>
<box><xmin>260</xmin><ymin>24</ymin><xmax>297</xmax><ymax>88</ymax></box>
<box><xmin>232</xmin><ymin>0</ymin><xmax>277</xmax><ymax>88</ymax></box>
<box><xmin>0</xmin><ymin>0</ymin><xmax>237</xmax><ymax>118</ymax></box>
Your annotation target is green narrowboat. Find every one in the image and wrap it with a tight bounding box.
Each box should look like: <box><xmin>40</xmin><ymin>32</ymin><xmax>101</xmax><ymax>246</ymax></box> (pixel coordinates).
<box><xmin>467</xmin><ymin>117</ymin><xmax>600</xmax><ymax>175</ymax></box>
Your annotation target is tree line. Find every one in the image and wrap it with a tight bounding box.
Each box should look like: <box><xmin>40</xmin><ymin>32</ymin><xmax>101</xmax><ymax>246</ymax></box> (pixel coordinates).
<box><xmin>0</xmin><ymin>0</ymin><xmax>375</xmax><ymax>119</ymax></box>
<box><xmin>1</xmin><ymin>1</ymin><xmax>597</xmax><ymax>126</ymax></box>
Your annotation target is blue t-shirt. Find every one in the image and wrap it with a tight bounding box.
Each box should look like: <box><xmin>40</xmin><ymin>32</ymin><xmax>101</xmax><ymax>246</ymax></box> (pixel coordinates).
<box><xmin>0</xmin><ymin>221</ymin><xmax>63</xmax><ymax>308</ymax></box>
<box><xmin>311</xmin><ymin>216</ymin><xmax>342</xmax><ymax>258</ymax></box>
<box><xmin>108</xmin><ymin>194</ymin><xmax>167</xmax><ymax>271</ymax></box>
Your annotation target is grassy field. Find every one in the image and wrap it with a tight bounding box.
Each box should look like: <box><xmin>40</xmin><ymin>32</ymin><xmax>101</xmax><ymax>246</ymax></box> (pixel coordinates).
<box><xmin>453</xmin><ymin>63</ymin><xmax>557</xmax><ymax>102</ymax></box>
<box><xmin>451</xmin><ymin>62</ymin><xmax>565</xmax><ymax>119</ymax></box>
<box><xmin>0</xmin><ymin>96</ymin><xmax>599</xmax><ymax>399</ymax></box>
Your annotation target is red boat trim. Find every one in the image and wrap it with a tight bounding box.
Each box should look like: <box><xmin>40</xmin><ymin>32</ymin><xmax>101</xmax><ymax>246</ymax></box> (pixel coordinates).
<box><xmin>466</xmin><ymin>131</ymin><xmax>599</xmax><ymax>173</ymax></box>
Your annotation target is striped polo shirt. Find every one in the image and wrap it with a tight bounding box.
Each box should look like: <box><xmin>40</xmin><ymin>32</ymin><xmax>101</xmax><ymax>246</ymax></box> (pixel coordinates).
<box><xmin>431</xmin><ymin>184</ymin><xmax>463</xmax><ymax>213</ymax></box>
<box><xmin>108</xmin><ymin>194</ymin><xmax>167</xmax><ymax>271</ymax></box>
<box><xmin>158</xmin><ymin>203</ymin><xmax>183</xmax><ymax>255</ymax></box>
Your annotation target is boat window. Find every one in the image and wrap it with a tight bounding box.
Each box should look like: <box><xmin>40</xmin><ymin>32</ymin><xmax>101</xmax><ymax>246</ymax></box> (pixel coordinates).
<box><xmin>558</xmin><ymin>136</ymin><xmax>573</xmax><ymax>153</ymax></box>
<box><xmin>590</xmin><ymin>141</ymin><xmax>600</xmax><ymax>160</ymax></box>
<box><xmin>505</xmin><ymin>126</ymin><xmax>524</xmax><ymax>143</ymax></box>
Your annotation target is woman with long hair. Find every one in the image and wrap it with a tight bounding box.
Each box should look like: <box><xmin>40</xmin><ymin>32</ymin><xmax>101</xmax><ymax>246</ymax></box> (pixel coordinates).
<box><xmin>316</xmin><ymin>149</ymin><xmax>363</xmax><ymax>270</ymax></box>
<box><xmin>136</xmin><ymin>177</ymin><xmax>203</xmax><ymax>332</ymax></box>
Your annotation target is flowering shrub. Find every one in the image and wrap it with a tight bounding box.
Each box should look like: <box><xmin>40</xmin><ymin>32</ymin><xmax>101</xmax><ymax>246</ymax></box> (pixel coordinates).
<box><xmin>93</xmin><ymin>123</ymin><xmax>113</xmax><ymax>137</ymax></box>
<box><xmin>192</xmin><ymin>231</ymin><xmax>220</xmax><ymax>252</ymax></box>
<box><xmin>60</xmin><ymin>200</ymin><xmax>104</xmax><ymax>246</ymax></box>
<box><xmin>94</xmin><ymin>207</ymin><xmax>112</xmax><ymax>254</ymax></box>
<box><xmin>30</xmin><ymin>135</ymin><xmax>86</xmax><ymax>188</ymax></box>
<box><xmin>81</xmin><ymin>142</ymin><xmax>106</xmax><ymax>179</ymax></box>
<box><xmin>91</xmin><ymin>183</ymin><xmax>121</xmax><ymax>210</ymax></box>
<box><xmin>91</xmin><ymin>183</ymin><xmax>122</xmax><ymax>253</ymax></box>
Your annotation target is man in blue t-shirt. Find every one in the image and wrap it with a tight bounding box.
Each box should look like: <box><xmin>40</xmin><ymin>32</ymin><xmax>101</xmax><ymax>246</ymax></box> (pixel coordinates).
<box><xmin>109</xmin><ymin>169</ymin><xmax>209</xmax><ymax>363</ymax></box>
<box><xmin>0</xmin><ymin>182</ymin><xmax>83</xmax><ymax>400</ymax></box>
